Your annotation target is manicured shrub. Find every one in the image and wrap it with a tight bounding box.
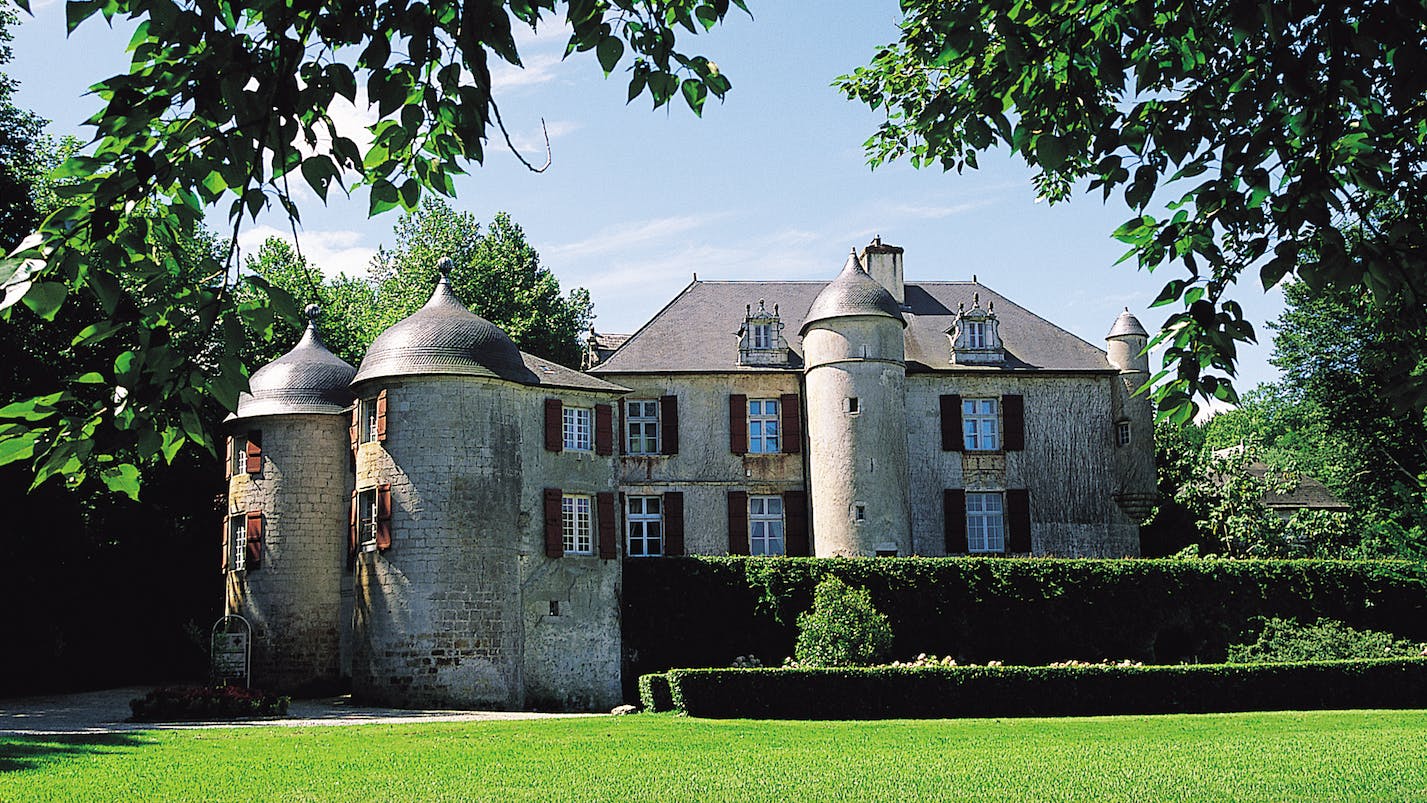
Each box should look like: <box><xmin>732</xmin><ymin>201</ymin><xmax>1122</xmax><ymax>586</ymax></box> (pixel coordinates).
<box><xmin>638</xmin><ymin>674</ymin><xmax>672</xmax><ymax>713</ymax></box>
<box><xmin>794</xmin><ymin>576</ymin><xmax>893</xmax><ymax>667</ymax></box>
<box><xmin>663</xmin><ymin>659</ymin><xmax>1427</xmax><ymax>719</ymax></box>
<box><xmin>129</xmin><ymin>685</ymin><xmax>290</xmax><ymax>721</ymax></box>
<box><xmin>1227</xmin><ymin>617</ymin><xmax>1425</xmax><ymax>663</ymax></box>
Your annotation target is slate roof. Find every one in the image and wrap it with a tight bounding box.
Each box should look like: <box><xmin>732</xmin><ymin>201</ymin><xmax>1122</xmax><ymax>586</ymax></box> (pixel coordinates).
<box><xmin>591</xmin><ymin>280</ymin><xmax>1113</xmax><ymax>374</ymax></box>
<box><xmin>523</xmin><ymin>352</ymin><xmax>628</xmax><ymax>394</ymax></box>
<box><xmin>801</xmin><ymin>251</ymin><xmax>905</xmax><ymax>333</ymax></box>
<box><xmin>232</xmin><ymin>310</ymin><xmax>356</xmax><ymax>420</ymax></box>
<box><xmin>1247</xmin><ymin>463</ymin><xmax>1351</xmax><ymax>511</ymax></box>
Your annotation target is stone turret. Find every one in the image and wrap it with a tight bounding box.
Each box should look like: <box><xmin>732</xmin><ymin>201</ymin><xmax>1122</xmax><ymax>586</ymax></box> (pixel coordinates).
<box><xmin>1106</xmin><ymin>308</ymin><xmax>1156</xmax><ymax>527</ymax></box>
<box><xmin>225</xmin><ymin>304</ymin><xmax>356</xmax><ymax>693</ymax></box>
<box><xmin>800</xmin><ymin>248</ymin><xmax>912</xmax><ymax>556</ymax></box>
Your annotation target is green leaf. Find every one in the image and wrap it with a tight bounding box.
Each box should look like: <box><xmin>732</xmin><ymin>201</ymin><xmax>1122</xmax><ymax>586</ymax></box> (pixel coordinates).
<box><xmin>369</xmin><ymin>180</ymin><xmax>399</xmax><ymax>216</ymax></box>
<box><xmin>73</xmin><ymin>372</ymin><xmax>106</xmax><ymax>384</ymax></box>
<box><xmin>596</xmin><ymin>36</ymin><xmax>624</xmax><ymax>76</ymax></box>
<box><xmin>0</xmin><ymin>431</ymin><xmax>40</xmax><ymax>467</ymax></box>
<box><xmin>101</xmin><ymin>462</ymin><xmax>142</xmax><ymax>501</ymax></box>
<box><xmin>1035</xmin><ymin>134</ymin><xmax>1068</xmax><ymax>172</ymax></box>
<box><xmin>21</xmin><ymin>282</ymin><xmax>67</xmax><ymax>320</ymax></box>
<box><xmin>681</xmin><ymin>78</ymin><xmax>707</xmax><ymax>116</ymax></box>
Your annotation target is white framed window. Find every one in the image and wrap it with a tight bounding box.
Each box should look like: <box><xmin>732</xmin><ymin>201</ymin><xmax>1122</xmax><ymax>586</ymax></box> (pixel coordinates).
<box><xmin>962</xmin><ymin>398</ymin><xmax>1000</xmax><ymax>451</ymax></box>
<box><xmin>966</xmin><ymin>492</ymin><xmax>1005</xmax><ymax>553</ymax></box>
<box><xmin>749</xmin><ymin>495</ymin><xmax>785</xmax><ymax>556</ymax></box>
<box><xmin>626</xmin><ymin>495</ymin><xmax>663</xmax><ymax>557</ymax></box>
<box><xmin>1116</xmin><ymin>420</ymin><xmax>1132</xmax><ymax>447</ymax></box>
<box><xmin>748</xmin><ymin>398</ymin><xmax>780</xmax><ymax>454</ymax></box>
<box><xmin>844</xmin><ymin>397</ymin><xmax>860</xmax><ymax>415</ymax></box>
<box><xmin>228</xmin><ymin>514</ymin><xmax>246</xmax><ymax>571</ymax></box>
<box><xmin>626</xmin><ymin>400</ymin><xmax>659</xmax><ymax>455</ymax></box>
<box><xmin>230</xmin><ymin>434</ymin><xmax>248</xmax><ymax>475</ymax></box>
<box><xmin>562</xmin><ymin>494</ymin><xmax>593</xmax><ymax>555</ymax></box>
<box><xmin>965</xmin><ymin>320</ymin><xmax>987</xmax><ymax>349</ymax></box>
<box><xmin>357</xmin><ymin>488</ymin><xmax>378</xmax><ymax>549</ymax></box>
<box><xmin>360</xmin><ymin>397</ymin><xmax>379</xmax><ymax>444</ymax></box>
<box><xmin>751</xmin><ymin>322</ymin><xmax>772</xmax><ymax>349</ymax></box>
<box><xmin>563</xmin><ymin>406</ymin><xmax>592</xmax><ymax>452</ymax></box>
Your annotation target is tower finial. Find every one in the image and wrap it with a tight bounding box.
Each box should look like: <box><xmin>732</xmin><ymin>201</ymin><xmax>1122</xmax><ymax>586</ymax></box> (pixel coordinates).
<box><xmin>438</xmin><ymin>257</ymin><xmax>454</xmax><ymax>279</ymax></box>
<box><xmin>303</xmin><ymin>303</ymin><xmax>320</xmax><ymax>323</ymax></box>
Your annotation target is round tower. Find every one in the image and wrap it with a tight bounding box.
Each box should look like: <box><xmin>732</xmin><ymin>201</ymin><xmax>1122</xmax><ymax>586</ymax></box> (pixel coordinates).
<box><xmin>1106</xmin><ymin>308</ymin><xmax>1156</xmax><ymax>535</ymax></box>
<box><xmin>225</xmin><ymin>305</ymin><xmax>356</xmax><ymax>693</ymax></box>
<box><xmin>800</xmin><ymin>249</ymin><xmax>911</xmax><ymax>556</ymax></box>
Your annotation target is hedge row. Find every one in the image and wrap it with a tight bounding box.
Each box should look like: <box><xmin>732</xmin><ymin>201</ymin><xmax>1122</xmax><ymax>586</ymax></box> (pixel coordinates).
<box><xmin>641</xmin><ymin>659</ymin><xmax>1427</xmax><ymax>719</ymax></box>
<box><xmin>622</xmin><ymin>557</ymin><xmax>1427</xmax><ymax>694</ymax></box>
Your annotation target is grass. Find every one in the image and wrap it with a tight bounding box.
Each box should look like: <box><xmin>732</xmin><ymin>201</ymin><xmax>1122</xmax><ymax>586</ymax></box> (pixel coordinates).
<box><xmin>3</xmin><ymin>710</ymin><xmax>1426</xmax><ymax>801</ymax></box>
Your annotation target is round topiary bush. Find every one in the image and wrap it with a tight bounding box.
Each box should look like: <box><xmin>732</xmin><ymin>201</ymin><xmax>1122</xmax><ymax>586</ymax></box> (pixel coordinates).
<box><xmin>794</xmin><ymin>575</ymin><xmax>893</xmax><ymax>667</ymax></box>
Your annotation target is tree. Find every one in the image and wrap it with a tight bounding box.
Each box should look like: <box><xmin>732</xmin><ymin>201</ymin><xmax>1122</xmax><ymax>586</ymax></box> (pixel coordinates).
<box><xmin>838</xmin><ymin>0</ymin><xmax>1427</xmax><ymax>421</ymax></box>
<box><xmin>794</xmin><ymin>576</ymin><xmax>894</xmax><ymax>668</ymax></box>
<box><xmin>0</xmin><ymin>0</ymin><xmax>744</xmax><ymax>494</ymax></box>
<box><xmin>238</xmin><ymin>238</ymin><xmax>381</xmax><ymax>368</ymax></box>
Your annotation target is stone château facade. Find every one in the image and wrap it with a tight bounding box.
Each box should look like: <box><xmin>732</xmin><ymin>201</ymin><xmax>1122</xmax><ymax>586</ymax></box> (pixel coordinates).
<box><xmin>222</xmin><ymin>240</ymin><xmax>1155</xmax><ymax>710</ymax></box>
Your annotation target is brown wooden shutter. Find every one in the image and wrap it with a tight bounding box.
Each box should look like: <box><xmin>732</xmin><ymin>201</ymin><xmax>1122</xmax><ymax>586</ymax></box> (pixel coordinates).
<box><xmin>595</xmin><ymin>404</ymin><xmax>614</xmax><ymax>456</ymax></box>
<box><xmin>663</xmin><ymin>491</ymin><xmax>685</xmax><ymax>556</ymax></box>
<box><xmin>221</xmin><ymin>516</ymin><xmax>229</xmax><ymax>572</ymax></box>
<box><xmin>244</xmin><ymin>430</ymin><xmax>262</xmax><ymax>475</ymax></box>
<box><xmin>660</xmin><ymin>394</ymin><xmax>680</xmax><ymax>455</ymax></box>
<box><xmin>597</xmin><ymin>492</ymin><xmax>617</xmax><ymax>559</ymax></box>
<box><xmin>729</xmin><ymin>394</ymin><xmax>748</xmax><ymax>455</ymax></box>
<box><xmin>224</xmin><ymin>435</ymin><xmax>233</xmax><ymax>480</ymax></box>
<box><xmin>349</xmin><ymin>405</ymin><xmax>359</xmax><ymax>455</ymax></box>
<box><xmin>544</xmin><ymin>399</ymin><xmax>563</xmax><ymax>452</ymax></box>
<box><xmin>784</xmin><ymin>490</ymin><xmax>809</xmax><ymax>556</ymax></box>
<box><xmin>375</xmin><ymin>483</ymin><xmax>393</xmax><ymax>551</ymax></box>
<box><xmin>944</xmin><ymin>489</ymin><xmax>968</xmax><ymax>554</ymax></box>
<box><xmin>376</xmin><ymin>389</ymin><xmax>389</xmax><ymax>442</ymax></box>
<box><xmin>1002</xmin><ymin>394</ymin><xmax>1025</xmax><ymax>451</ymax></box>
<box><xmin>348</xmin><ymin>490</ymin><xmax>358</xmax><ymax>556</ymax></box>
<box><xmin>617</xmin><ymin>400</ymin><xmax>626</xmax><ymax>456</ymax></box>
<box><xmin>543</xmin><ymin>488</ymin><xmax>564</xmax><ymax>557</ymax></box>
<box><xmin>245</xmin><ymin>511</ymin><xmax>263</xmax><ymax>570</ymax></box>
<box><xmin>1006</xmin><ymin>489</ymin><xmax>1032</xmax><ymax>554</ymax></box>
<box><xmin>780</xmin><ymin>393</ymin><xmax>801</xmax><ymax>454</ymax></box>
<box><xmin>727</xmin><ymin>490</ymin><xmax>749</xmax><ymax>555</ymax></box>
<box><xmin>940</xmin><ymin>394</ymin><xmax>963</xmax><ymax>452</ymax></box>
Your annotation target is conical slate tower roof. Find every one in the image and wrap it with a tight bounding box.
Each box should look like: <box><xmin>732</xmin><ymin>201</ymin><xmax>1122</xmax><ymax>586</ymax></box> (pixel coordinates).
<box><xmin>1106</xmin><ymin>308</ymin><xmax>1149</xmax><ymax>339</ymax></box>
<box><xmin>233</xmin><ymin>305</ymin><xmax>357</xmax><ymax>419</ymax></box>
<box><xmin>800</xmin><ymin>249</ymin><xmax>905</xmax><ymax>334</ymax></box>
<box><xmin>352</xmin><ymin>260</ymin><xmax>534</xmax><ymax>385</ymax></box>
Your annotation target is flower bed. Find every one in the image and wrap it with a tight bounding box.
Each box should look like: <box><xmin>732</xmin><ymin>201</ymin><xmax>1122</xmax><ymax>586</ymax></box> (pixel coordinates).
<box><xmin>130</xmin><ymin>685</ymin><xmax>291</xmax><ymax>721</ymax></box>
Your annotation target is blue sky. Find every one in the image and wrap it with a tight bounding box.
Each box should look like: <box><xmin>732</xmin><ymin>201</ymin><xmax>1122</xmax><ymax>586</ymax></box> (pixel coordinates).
<box><xmin>9</xmin><ymin>1</ymin><xmax>1285</xmax><ymax>393</ymax></box>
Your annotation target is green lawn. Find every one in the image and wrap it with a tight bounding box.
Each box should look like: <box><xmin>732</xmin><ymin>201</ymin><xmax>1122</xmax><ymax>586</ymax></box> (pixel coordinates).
<box><xmin>4</xmin><ymin>710</ymin><xmax>1426</xmax><ymax>801</ymax></box>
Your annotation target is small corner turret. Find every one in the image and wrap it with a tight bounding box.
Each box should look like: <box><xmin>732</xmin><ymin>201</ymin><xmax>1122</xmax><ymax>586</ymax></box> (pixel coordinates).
<box><xmin>1105</xmin><ymin>307</ymin><xmax>1150</xmax><ymax>375</ymax></box>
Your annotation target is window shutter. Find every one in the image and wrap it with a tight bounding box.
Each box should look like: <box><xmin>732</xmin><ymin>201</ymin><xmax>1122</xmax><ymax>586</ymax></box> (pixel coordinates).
<box><xmin>784</xmin><ymin>490</ymin><xmax>809</xmax><ymax>556</ymax></box>
<box><xmin>597</xmin><ymin>492</ymin><xmax>617</xmax><ymax>559</ymax></box>
<box><xmin>543</xmin><ymin>488</ymin><xmax>563</xmax><ymax>557</ymax></box>
<box><xmin>349</xmin><ymin>405</ymin><xmax>359</xmax><ymax>455</ymax></box>
<box><xmin>544</xmin><ymin>399</ymin><xmax>563</xmax><ymax>452</ymax></box>
<box><xmin>245</xmin><ymin>511</ymin><xmax>263</xmax><ymax>570</ymax></box>
<box><xmin>348</xmin><ymin>490</ymin><xmax>358</xmax><ymax>556</ymax></box>
<box><xmin>780</xmin><ymin>393</ymin><xmax>801</xmax><ymax>454</ymax></box>
<box><xmin>376</xmin><ymin>389</ymin><xmax>389</xmax><ymax>442</ymax></box>
<box><xmin>660</xmin><ymin>395</ymin><xmax>680</xmax><ymax>455</ymax></box>
<box><xmin>663</xmin><ymin>491</ymin><xmax>685</xmax><ymax>556</ymax></box>
<box><xmin>244</xmin><ymin>430</ymin><xmax>262</xmax><ymax>474</ymax></box>
<box><xmin>944</xmin><ymin>489</ymin><xmax>968</xmax><ymax>554</ymax></box>
<box><xmin>1006</xmin><ymin>489</ymin><xmax>1032</xmax><ymax>553</ymax></box>
<box><xmin>375</xmin><ymin>483</ymin><xmax>393</xmax><ymax>551</ymax></box>
<box><xmin>940</xmin><ymin>394</ymin><xmax>963</xmax><ymax>452</ymax></box>
<box><xmin>595</xmin><ymin>404</ymin><xmax>614</xmax><ymax>456</ymax></box>
<box><xmin>221</xmin><ymin>516</ymin><xmax>229</xmax><ymax>573</ymax></box>
<box><xmin>617</xmin><ymin>401</ymin><xmax>626</xmax><ymax>456</ymax></box>
<box><xmin>729</xmin><ymin>394</ymin><xmax>748</xmax><ymax>455</ymax></box>
<box><xmin>1002</xmin><ymin>394</ymin><xmax>1025</xmax><ymax>451</ymax></box>
<box><xmin>224</xmin><ymin>436</ymin><xmax>233</xmax><ymax>480</ymax></box>
<box><xmin>727</xmin><ymin>490</ymin><xmax>749</xmax><ymax>555</ymax></box>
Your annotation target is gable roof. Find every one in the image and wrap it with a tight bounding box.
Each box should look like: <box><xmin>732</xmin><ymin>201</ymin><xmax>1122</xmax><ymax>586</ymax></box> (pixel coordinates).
<box><xmin>590</xmin><ymin>280</ymin><xmax>1112</xmax><ymax>374</ymax></box>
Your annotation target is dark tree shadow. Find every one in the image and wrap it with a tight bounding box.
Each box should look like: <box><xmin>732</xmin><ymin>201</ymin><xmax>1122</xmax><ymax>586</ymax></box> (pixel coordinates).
<box><xmin>0</xmin><ymin>732</ymin><xmax>150</xmax><ymax>774</ymax></box>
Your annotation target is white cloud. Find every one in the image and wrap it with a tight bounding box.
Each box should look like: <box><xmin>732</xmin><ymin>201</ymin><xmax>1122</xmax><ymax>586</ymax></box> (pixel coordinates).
<box><xmin>490</xmin><ymin>50</ymin><xmax>568</xmax><ymax>92</ymax></box>
<box><xmin>503</xmin><ymin>119</ymin><xmax>582</xmax><ymax>162</ymax></box>
<box><xmin>882</xmin><ymin>199</ymin><xmax>995</xmax><ymax>219</ymax></box>
<box><xmin>237</xmin><ymin>225</ymin><xmax>376</xmax><ymax>281</ymax></box>
<box><xmin>546</xmin><ymin>214</ymin><xmax>726</xmax><ymax>260</ymax></box>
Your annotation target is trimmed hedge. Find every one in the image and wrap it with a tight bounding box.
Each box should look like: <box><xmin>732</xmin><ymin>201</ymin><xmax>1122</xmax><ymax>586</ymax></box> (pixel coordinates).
<box><xmin>658</xmin><ymin>659</ymin><xmax>1427</xmax><ymax>719</ymax></box>
<box><xmin>638</xmin><ymin>673</ymin><xmax>673</xmax><ymax>713</ymax></box>
<box><xmin>130</xmin><ymin>685</ymin><xmax>290</xmax><ymax>721</ymax></box>
<box><xmin>622</xmin><ymin>557</ymin><xmax>1427</xmax><ymax>694</ymax></box>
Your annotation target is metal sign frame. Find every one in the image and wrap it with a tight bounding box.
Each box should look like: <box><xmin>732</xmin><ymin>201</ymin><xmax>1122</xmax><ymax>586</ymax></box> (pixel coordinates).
<box><xmin>210</xmin><ymin>614</ymin><xmax>252</xmax><ymax>688</ymax></box>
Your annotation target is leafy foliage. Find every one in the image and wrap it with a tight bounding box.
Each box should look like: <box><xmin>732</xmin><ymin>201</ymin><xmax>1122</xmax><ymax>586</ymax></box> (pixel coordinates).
<box><xmin>1227</xmin><ymin>617</ymin><xmax>1423</xmax><ymax>664</ymax></box>
<box><xmin>793</xmin><ymin>576</ymin><xmax>893</xmax><ymax>667</ymax></box>
<box><xmin>838</xmin><ymin>0</ymin><xmax>1427</xmax><ymax>421</ymax></box>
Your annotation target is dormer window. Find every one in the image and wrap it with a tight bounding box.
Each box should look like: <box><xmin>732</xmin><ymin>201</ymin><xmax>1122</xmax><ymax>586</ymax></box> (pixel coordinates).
<box><xmin>738</xmin><ymin>299</ymin><xmax>793</xmax><ymax>367</ymax></box>
<box><xmin>965</xmin><ymin>321</ymin><xmax>987</xmax><ymax>349</ymax></box>
<box><xmin>948</xmin><ymin>293</ymin><xmax>1005</xmax><ymax>365</ymax></box>
<box><xmin>752</xmin><ymin>322</ymin><xmax>772</xmax><ymax>350</ymax></box>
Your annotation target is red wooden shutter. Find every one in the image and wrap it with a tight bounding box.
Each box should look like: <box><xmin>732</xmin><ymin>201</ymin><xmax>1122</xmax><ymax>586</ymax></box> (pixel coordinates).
<box><xmin>376</xmin><ymin>389</ymin><xmax>389</xmax><ymax>442</ymax></box>
<box><xmin>224</xmin><ymin>435</ymin><xmax>233</xmax><ymax>480</ymax></box>
<box><xmin>780</xmin><ymin>393</ymin><xmax>801</xmax><ymax>454</ymax></box>
<box><xmin>784</xmin><ymin>490</ymin><xmax>809</xmax><ymax>556</ymax></box>
<box><xmin>729</xmin><ymin>394</ymin><xmax>748</xmax><ymax>455</ymax></box>
<box><xmin>348</xmin><ymin>490</ymin><xmax>358</xmax><ymax>556</ymax></box>
<box><xmin>944</xmin><ymin>489</ymin><xmax>968</xmax><ymax>554</ymax></box>
<box><xmin>245</xmin><ymin>511</ymin><xmax>263</xmax><ymax>570</ymax></box>
<box><xmin>1002</xmin><ymin>394</ymin><xmax>1025</xmax><ymax>451</ymax></box>
<box><xmin>1006</xmin><ymin>489</ymin><xmax>1032</xmax><ymax>554</ymax></box>
<box><xmin>245</xmin><ymin>430</ymin><xmax>262</xmax><ymax>474</ymax></box>
<box><xmin>940</xmin><ymin>394</ymin><xmax>963</xmax><ymax>452</ymax></box>
<box><xmin>727</xmin><ymin>490</ymin><xmax>749</xmax><ymax>555</ymax></box>
<box><xmin>617</xmin><ymin>400</ymin><xmax>626</xmax><ymax>456</ymax></box>
<box><xmin>544</xmin><ymin>399</ymin><xmax>563</xmax><ymax>452</ymax></box>
<box><xmin>349</xmin><ymin>405</ymin><xmax>359</xmax><ymax>455</ymax></box>
<box><xmin>375</xmin><ymin>483</ymin><xmax>393</xmax><ymax>551</ymax></box>
<box><xmin>663</xmin><ymin>491</ymin><xmax>685</xmax><ymax>556</ymax></box>
<box><xmin>597</xmin><ymin>492</ymin><xmax>617</xmax><ymax>559</ymax></box>
<box><xmin>660</xmin><ymin>395</ymin><xmax>680</xmax><ymax>455</ymax></box>
<box><xmin>595</xmin><ymin>404</ymin><xmax>614</xmax><ymax>456</ymax></box>
<box><xmin>543</xmin><ymin>488</ymin><xmax>564</xmax><ymax>557</ymax></box>
<box><xmin>221</xmin><ymin>516</ymin><xmax>229</xmax><ymax>572</ymax></box>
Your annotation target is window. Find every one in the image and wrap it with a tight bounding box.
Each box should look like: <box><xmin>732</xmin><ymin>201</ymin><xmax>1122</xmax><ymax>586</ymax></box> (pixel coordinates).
<box><xmin>748</xmin><ymin>398</ymin><xmax>780</xmax><ymax>453</ymax></box>
<box><xmin>230</xmin><ymin>434</ymin><xmax>248</xmax><ymax>475</ymax></box>
<box><xmin>360</xmin><ymin>397</ymin><xmax>379</xmax><ymax>444</ymax></box>
<box><xmin>962</xmin><ymin>398</ymin><xmax>1000</xmax><ymax>451</ymax></box>
<box><xmin>228</xmin><ymin>514</ymin><xmax>246</xmax><ymax>571</ymax></box>
<box><xmin>1116</xmin><ymin>420</ymin><xmax>1132</xmax><ymax>447</ymax></box>
<box><xmin>965</xmin><ymin>320</ymin><xmax>987</xmax><ymax>349</ymax></box>
<box><xmin>966</xmin><ymin>492</ymin><xmax>1005</xmax><ymax>553</ymax></box>
<box><xmin>626</xmin><ymin>495</ymin><xmax>663</xmax><ymax>557</ymax></box>
<box><xmin>562</xmin><ymin>494</ymin><xmax>593</xmax><ymax>555</ymax></box>
<box><xmin>751</xmin><ymin>322</ymin><xmax>772</xmax><ymax>350</ymax></box>
<box><xmin>844</xmin><ymin>397</ymin><xmax>860</xmax><ymax>415</ymax></box>
<box><xmin>356</xmin><ymin>488</ymin><xmax>378</xmax><ymax>550</ymax></box>
<box><xmin>749</xmin><ymin>495</ymin><xmax>785</xmax><ymax>556</ymax></box>
<box><xmin>626</xmin><ymin>400</ymin><xmax>659</xmax><ymax>455</ymax></box>
<box><xmin>854</xmin><ymin>503</ymin><xmax>866</xmax><ymax>523</ymax></box>
<box><xmin>563</xmin><ymin>406</ymin><xmax>592</xmax><ymax>452</ymax></box>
